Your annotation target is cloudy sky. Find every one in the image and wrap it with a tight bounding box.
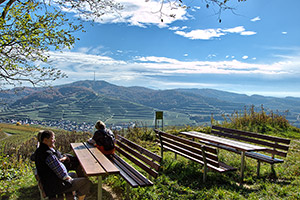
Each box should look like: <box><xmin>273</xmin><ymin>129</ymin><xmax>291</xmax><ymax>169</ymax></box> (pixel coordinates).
<box><xmin>49</xmin><ymin>0</ymin><xmax>300</xmax><ymax>97</ymax></box>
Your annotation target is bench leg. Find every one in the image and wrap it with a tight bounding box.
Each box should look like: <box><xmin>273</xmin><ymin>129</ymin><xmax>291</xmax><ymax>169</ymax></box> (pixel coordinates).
<box><xmin>98</xmin><ymin>176</ymin><xmax>102</xmax><ymax>200</ymax></box>
<box><xmin>271</xmin><ymin>164</ymin><xmax>277</xmax><ymax>178</ymax></box>
<box><xmin>203</xmin><ymin>165</ymin><xmax>207</xmax><ymax>183</ymax></box>
<box><xmin>240</xmin><ymin>151</ymin><xmax>246</xmax><ymax>184</ymax></box>
<box><xmin>257</xmin><ymin>160</ymin><xmax>261</xmax><ymax>177</ymax></box>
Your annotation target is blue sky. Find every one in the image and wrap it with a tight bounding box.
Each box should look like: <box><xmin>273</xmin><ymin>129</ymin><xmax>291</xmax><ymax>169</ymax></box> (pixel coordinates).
<box><xmin>48</xmin><ymin>0</ymin><xmax>300</xmax><ymax>97</ymax></box>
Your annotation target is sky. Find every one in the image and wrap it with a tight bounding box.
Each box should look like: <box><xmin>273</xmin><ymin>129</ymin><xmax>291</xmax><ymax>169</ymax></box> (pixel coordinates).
<box><xmin>47</xmin><ymin>0</ymin><xmax>300</xmax><ymax>98</ymax></box>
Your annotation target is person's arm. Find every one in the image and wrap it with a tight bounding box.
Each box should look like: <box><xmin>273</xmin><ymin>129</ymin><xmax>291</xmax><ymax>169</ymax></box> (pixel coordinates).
<box><xmin>45</xmin><ymin>154</ymin><xmax>72</xmax><ymax>181</ymax></box>
<box><xmin>87</xmin><ymin>138</ymin><xmax>96</xmax><ymax>145</ymax></box>
<box><xmin>91</xmin><ymin>131</ymin><xmax>103</xmax><ymax>146</ymax></box>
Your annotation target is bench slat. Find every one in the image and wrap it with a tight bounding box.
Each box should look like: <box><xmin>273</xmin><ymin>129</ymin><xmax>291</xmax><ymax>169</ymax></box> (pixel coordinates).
<box><xmin>211</xmin><ymin>130</ymin><xmax>290</xmax><ymax>152</ymax></box>
<box><xmin>112</xmin><ymin>154</ymin><xmax>153</xmax><ymax>187</ymax></box>
<box><xmin>117</xmin><ymin>135</ymin><xmax>162</xmax><ymax>162</ymax></box>
<box><xmin>84</xmin><ymin>142</ymin><xmax>119</xmax><ymax>174</ymax></box>
<box><xmin>116</xmin><ymin>140</ymin><xmax>160</xmax><ymax>171</ymax></box>
<box><xmin>111</xmin><ymin>156</ymin><xmax>140</xmax><ymax>187</ymax></box>
<box><xmin>245</xmin><ymin>152</ymin><xmax>284</xmax><ymax>164</ymax></box>
<box><xmin>116</xmin><ymin>146</ymin><xmax>159</xmax><ymax>178</ymax></box>
<box><xmin>264</xmin><ymin>148</ymin><xmax>287</xmax><ymax>157</ymax></box>
<box><xmin>160</xmin><ymin>135</ymin><xmax>219</xmax><ymax>165</ymax></box>
<box><xmin>161</xmin><ymin>140</ymin><xmax>220</xmax><ymax>168</ymax></box>
<box><xmin>157</xmin><ymin>131</ymin><xmax>217</xmax><ymax>154</ymax></box>
<box><xmin>161</xmin><ymin>145</ymin><xmax>235</xmax><ymax>173</ymax></box>
<box><xmin>71</xmin><ymin>143</ymin><xmax>105</xmax><ymax>176</ymax></box>
<box><xmin>212</xmin><ymin>126</ymin><xmax>291</xmax><ymax>145</ymax></box>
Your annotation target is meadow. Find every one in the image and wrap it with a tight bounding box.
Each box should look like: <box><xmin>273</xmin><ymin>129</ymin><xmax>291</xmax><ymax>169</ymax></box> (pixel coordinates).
<box><xmin>1</xmin><ymin>109</ymin><xmax>300</xmax><ymax>200</ymax></box>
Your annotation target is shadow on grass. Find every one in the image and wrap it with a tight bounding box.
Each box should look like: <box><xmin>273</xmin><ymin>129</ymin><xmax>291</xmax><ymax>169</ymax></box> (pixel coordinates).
<box><xmin>161</xmin><ymin>159</ymin><xmax>260</xmax><ymax>193</ymax></box>
<box><xmin>87</xmin><ymin>182</ymin><xmax>117</xmax><ymax>200</ymax></box>
<box><xmin>13</xmin><ymin>182</ymin><xmax>116</xmax><ymax>200</ymax></box>
<box><xmin>16</xmin><ymin>185</ymin><xmax>40</xmax><ymax>200</ymax></box>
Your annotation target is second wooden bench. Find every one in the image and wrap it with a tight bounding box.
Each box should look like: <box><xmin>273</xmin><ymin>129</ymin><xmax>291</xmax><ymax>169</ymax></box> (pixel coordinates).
<box><xmin>209</xmin><ymin>126</ymin><xmax>291</xmax><ymax>176</ymax></box>
<box><xmin>154</xmin><ymin>129</ymin><xmax>236</xmax><ymax>182</ymax></box>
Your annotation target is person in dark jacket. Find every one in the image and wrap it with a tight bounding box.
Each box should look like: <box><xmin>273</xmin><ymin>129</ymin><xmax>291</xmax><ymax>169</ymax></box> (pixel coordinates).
<box><xmin>31</xmin><ymin>130</ymin><xmax>82</xmax><ymax>175</ymax></box>
<box><xmin>34</xmin><ymin>130</ymin><xmax>90</xmax><ymax>199</ymax></box>
<box><xmin>87</xmin><ymin>120</ymin><xmax>115</xmax><ymax>155</ymax></box>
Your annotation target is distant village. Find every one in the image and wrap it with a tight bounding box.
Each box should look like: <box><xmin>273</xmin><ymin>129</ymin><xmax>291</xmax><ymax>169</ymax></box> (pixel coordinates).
<box><xmin>0</xmin><ymin>118</ymin><xmax>136</xmax><ymax>132</ymax></box>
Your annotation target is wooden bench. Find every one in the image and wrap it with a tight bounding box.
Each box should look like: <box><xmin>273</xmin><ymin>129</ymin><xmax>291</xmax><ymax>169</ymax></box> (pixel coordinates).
<box><xmin>154</xmin><ymin>129</ymin><xmax>236</xmax><ymax>182</ymax></box>
<box><xmin>110</xmin><ymin>134</ymin><xmax>161</xmax><ymax>195</ymax></box>
<box><xmin>33</xmin><ymin>168</ymin><xmax>74</xmax><ymax>200</ymax></box>
<box><xmin>207</xmin><ymin>126</ymin><xmax>291</xmax><ymax>176</ymax></box>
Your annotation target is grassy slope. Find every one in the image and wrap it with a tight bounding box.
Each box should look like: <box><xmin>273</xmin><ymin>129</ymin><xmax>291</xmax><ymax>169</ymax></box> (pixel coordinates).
<box><xmin>1</xmin><ymin>122</ymin><xmax>300</xmax><ymax>200</ymax></box>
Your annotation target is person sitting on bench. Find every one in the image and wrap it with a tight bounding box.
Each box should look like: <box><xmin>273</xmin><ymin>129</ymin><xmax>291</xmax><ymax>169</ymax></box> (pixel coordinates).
<box><xmin>87</xmin><ymin>120</ymin><xmax>116</xmax><ymax>156</ymax></box>
<box><xmin>31</xmin><ymin>130</ymin><xmax>84</xmax><ymax>177</ymax></box>
<box><xmin>34</xmin><ymin>130</ymin><xmax>90</xmax><ymax>200</ymax></box>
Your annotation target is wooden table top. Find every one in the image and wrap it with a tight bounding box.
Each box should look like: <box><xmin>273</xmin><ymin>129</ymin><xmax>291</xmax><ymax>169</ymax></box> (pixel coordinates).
<box><xmin>180</xmin><ymin>131</ymin><xmax>267</xmax><ymax>152</ymax></box>
<box><xmin>71</xmin><ymin>142</ymin><xmax>119</xmax><ymax>176</ymax></box>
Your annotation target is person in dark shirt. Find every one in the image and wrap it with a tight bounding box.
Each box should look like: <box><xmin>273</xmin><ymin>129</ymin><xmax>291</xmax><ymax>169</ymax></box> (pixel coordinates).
<box><xmin>34</xmin><ymin>130</ymin><xmax>90</xmax><ymax>199</ymax></box>
<box><xmin>31</xmin><ymin>130</ymin><xmax>83</xmax><ymax>176</ymax></box>
<box><xmin>87</xmin><ymin>120</ymin><xmax>115</xmax><ymax>155</ymax></box>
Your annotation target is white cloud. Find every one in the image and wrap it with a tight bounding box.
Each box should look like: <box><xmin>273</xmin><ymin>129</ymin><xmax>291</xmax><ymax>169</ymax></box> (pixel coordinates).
<box><xmin>132</xmin><ymin>55</ymin><xmax>293</xmax><ymax>76</ymax></box>
<box><xmin>47</xmin><ymin>48</ymin><xmax>300</xmax><ymax>90</ymax></box>
<box><xmin>282</xmin><ymin>32</ymin><xmax>288</xmax><ymax>35</ymax></box>
<box><xmin>174</xmin><ymin>26</ymin><xmax>256</xmax><ymax>40</ymax></box>
<box><xmin>223</xmin><ymin>26</ymin><xmax>245</xmax><ymax>33</ymax></box>
<box><xmin>175</xmin><ymin>28</ymin><xmax>224</xmax><ymax>40</ymax></box>
<box><xmin>207</xmin><ymin>54</ymin><xmax>216</xmax><ymax>59</ymax></box>
<box><xmin>66</xmin><ymin>0</ymin><xmax>188</xmax><ymax>28</ymax></box>
<box><xmin>169</xmin><ymin>26</ymin><xmax>188</xmax><ymax>31</ymax></box>
<box><xmin>251</xmin><ymin>16</ymin><xmax>261</xmax><ymax>22</ymax></box>
<box><xmin>241</xmin><ymin>31</ymin><xmax>257</xmax><ymax>36</ymax></box>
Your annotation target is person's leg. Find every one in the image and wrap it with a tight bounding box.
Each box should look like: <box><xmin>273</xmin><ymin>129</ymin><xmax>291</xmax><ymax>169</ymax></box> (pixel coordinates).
<box><xmin>64</xmin><ymin>177</ymin><xmax>91</xmax><ymax>198</ymax></box>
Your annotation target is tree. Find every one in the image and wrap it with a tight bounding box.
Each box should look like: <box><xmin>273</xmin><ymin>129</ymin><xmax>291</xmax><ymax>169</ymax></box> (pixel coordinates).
<box><xmin>0</xmin><ymin>0</ymin><xmax>243</xmax><ymax>89</ymax></box>
<box><xmin>158</xmin><ymin>0</ymin><xmax>246</xmax><ymax>23</ymax></box>
<box><xmin>0</xmin><ymin>0</ymin><xmax>121</xmax><ymax>89</ymax></box>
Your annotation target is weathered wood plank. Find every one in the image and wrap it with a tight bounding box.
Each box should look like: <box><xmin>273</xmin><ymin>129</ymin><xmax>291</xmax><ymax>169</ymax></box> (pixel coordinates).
<box><xmin>84</xmin><ymin>142</ymin><xmax>119</xmax><ymax>174</ymax></box>
<box><xmin>71</xmin><ymin>143</ymin><xmax>105</xmax><ymax>176</ymax></box>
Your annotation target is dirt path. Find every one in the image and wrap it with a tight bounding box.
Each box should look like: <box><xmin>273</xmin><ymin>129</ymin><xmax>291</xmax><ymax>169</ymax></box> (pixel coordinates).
<box><xmin>0</xmin><ymin>132</ymin><xmax>12</xmax><ymax>141</ymax></box>
<box><xmin>102</xmin><ymin>184</ymin><xmax>122</xmax><ymax>200</ymax></box>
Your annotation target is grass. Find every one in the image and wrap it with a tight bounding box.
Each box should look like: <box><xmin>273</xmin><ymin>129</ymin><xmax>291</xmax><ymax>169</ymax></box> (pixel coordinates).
<box><xmin>1</xmin><ymin>112</ymin><xmax>300</xmax><ymax>200</ymax></box>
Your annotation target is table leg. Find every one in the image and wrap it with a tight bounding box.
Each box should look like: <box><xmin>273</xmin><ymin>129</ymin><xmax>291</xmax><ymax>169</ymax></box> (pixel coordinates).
<box><xmin>240</xmin><ymin>151</ymin><xmax>245</xmax><ymax>184</ymax></box>
<box><xmin>98</xmin><ymin>176</ymin><xmax>102</xmax><ymax>200</ymax></box>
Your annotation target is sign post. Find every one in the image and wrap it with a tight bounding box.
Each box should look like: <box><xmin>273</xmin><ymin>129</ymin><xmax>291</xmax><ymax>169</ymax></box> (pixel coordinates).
<box><xmin>155</xmin><ymin>111</ymin><xmax>164</xmax><ymax>130</ymax></box>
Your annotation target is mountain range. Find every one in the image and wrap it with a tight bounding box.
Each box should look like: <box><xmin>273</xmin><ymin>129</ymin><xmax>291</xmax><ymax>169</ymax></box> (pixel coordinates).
<box><xmin>1</xmin><ymin>80</ymin><xmax>300</xmax><ymax>127</ymax></box>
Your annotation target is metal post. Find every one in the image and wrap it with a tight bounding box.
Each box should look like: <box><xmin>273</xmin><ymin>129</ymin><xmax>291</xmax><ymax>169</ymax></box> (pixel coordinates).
<box><xmin>271</xmin><ymin>142</ymin><xmax>277</xmax><ymax>178</ymax></box>
<box><xmin>158</xmin><ymin>132</ymin><xmax>164</xmax><ymax>160</ymax></box>
<box><xmin>201</xmin><ymin>145</ymin><xmax>207</xmax><ymax>183</ymax></box>
<box><xmin>257</xmin><ymin>160</ymin><xmax>261</xmax><ymax>177</ymax></box>
<box><xmin>240</xmin><ymin>151</ymin><xmax>245</xmax><ymax>184</ymax></box>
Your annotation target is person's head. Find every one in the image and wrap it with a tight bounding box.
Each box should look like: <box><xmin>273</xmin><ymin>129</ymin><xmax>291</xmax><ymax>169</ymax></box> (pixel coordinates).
<box><xmin>37</xmin><ymin>130</ymin><xmax>43</xmax><ymax>143</ymax></box>
<box><xmin>40</xmin><ymin>130</ymin><xmax>55</xmax><ymax>148</ymax></box>
<box><xmin>95</xmin><ymin>120</ymin><xmax>106</xmax><ymax>130</ymax></box>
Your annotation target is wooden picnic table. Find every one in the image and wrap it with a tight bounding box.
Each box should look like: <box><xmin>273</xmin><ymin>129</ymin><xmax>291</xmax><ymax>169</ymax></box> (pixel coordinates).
<box><xmin>71</xmin><ymin>142</ymin><xmax>119</xmax><ymax>200</ymax></box>
<box><xmin>180</xmin><ymin>131</ymin><xmax>267</xmax><ymax>183</ymax></box>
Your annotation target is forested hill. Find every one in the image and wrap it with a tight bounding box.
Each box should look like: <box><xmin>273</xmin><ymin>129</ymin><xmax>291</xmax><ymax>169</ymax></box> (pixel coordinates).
<box><xmin>0</xmin><ymin>80</ymin><xmax>300</xmax><ymax>127</ymax></box>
